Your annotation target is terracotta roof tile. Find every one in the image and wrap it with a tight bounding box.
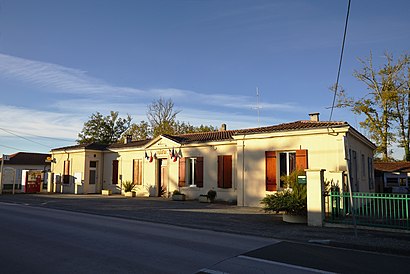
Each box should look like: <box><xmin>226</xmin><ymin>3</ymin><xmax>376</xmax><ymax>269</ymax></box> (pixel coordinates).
<box><xmin>51</xmin><ymin>120</ymin><xmax>350</xmax><ymax>150</ymax></box>
<box><xmin>374</xmin><ymin>162</ymin><xmax>410</xmax><ymax>172</ymax></box>
<box><xmin>163</xmin><ymin>120</ymin><xmax>347</xmax><ymax>144</ymax></box>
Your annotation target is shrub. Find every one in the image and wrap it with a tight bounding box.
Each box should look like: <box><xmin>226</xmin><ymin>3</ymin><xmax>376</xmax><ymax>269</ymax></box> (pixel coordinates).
<box><xmin>261</xmin><ymin>169</ymin><xmax>307</xmax><ymax>216</ymax></box>
<box><xmin>122</xmin><ymin>180</ymin><xmax>136</xmax><ymax>192</ymax></box>
<box><xmin>172</xmin><ymin>190</ymin><xmax>182</xmax><ymax>196</ymax></box>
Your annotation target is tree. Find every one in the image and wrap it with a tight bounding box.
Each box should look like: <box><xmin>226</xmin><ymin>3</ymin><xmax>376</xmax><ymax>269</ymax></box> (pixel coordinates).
<box><xmin>174</xmin><ymin>121</ymin><xmax>217</xmax><ymax>134</ymax></box>
<box><xmin>147</xmin><ymin>98</ymin><xmax>180</xmax><ymax>137</ymax></box>
<box><xmin>77</xmin><ymin>111</ymin><xmax>132</xmax><ymax>144</ymax></box>
<box><xmin>393</xmin><ymin>60</ymin><xmax>410</xmax><ymax>160</ymax></box>
<box><xmin>121</xmin><ymin>120</ymin><xmax>151</xmax><ymax>141</ymax></box>
<box><xmin>337</xmin><ymin>52</ymin><xmax>409</xmax><ymax>161</ymax></box>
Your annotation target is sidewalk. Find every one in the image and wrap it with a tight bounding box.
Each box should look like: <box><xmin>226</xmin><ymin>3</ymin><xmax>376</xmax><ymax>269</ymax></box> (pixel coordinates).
<box><xmin>1</xmin><ymin>193</ymin><xmax>410</xmax><ymax>256</ymax></box>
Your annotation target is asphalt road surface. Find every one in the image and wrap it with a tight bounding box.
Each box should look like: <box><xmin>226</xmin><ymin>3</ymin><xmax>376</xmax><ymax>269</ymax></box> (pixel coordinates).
<box><xmin>1</xmin><ymin>202</ymin><xmax>410</xmax><ymax>274</ymax></box>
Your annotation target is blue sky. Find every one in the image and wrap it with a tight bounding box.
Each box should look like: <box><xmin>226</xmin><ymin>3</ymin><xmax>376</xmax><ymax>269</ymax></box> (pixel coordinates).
<box><xmin>0</xmin><ymin>0</ymin><xmax>409</xmax><ymax>157</ymax></box>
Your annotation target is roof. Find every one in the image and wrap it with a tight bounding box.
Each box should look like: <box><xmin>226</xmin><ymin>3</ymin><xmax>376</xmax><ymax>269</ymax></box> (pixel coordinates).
<box><xmin>51</xmin><ymin>120</ymin><xmax>360</xmax><ymax>151</ymax></box>
<box><xmin>51</xmin><ymin>143</ymin><xmax>109</xmax><ymax>152</ymax></box>
<box><xmin>108</xmin><ymin>139</ymin><xmax>151</xmax><ymax>149</ymax></box>
<box><xmin>0</xmin><ymin>152</ymin><xmax>51</xmax><ymax>165</ymax></box>
<box><xmin>374</xmin><ymin>162</ymin><xmax>410</xmax><ymax>173</ymax></box>
<box><xmin>163</xmin><ymin>120</ymin><xmax>347</xmax><ymax>144</ymax></box>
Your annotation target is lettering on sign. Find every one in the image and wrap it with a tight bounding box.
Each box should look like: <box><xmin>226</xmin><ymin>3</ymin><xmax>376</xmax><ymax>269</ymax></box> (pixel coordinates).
<box><xmin>156</xmin><ymin>149</ymin><xmax>168</xmax><ymax>157</ymax></box>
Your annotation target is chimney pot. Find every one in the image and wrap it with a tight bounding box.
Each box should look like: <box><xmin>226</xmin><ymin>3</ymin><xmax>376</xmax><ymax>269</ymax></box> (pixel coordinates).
<box><xmin>124</xmin><ymin>134</ymin><xmax>132</xmax><ymax>144</ymax></box>
<box><xmin>309</xmin><ymin>112</ymin><xmax>320</xmax><ymax>122</ymax></box>
<box><xmin>220</xmin><ymin>123</ymin><xmax>227</xmax><ymax>131</ymax></box>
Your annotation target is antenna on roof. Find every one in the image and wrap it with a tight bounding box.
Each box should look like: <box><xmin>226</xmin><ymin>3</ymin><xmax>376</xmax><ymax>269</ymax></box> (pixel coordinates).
<box><xmin>255</xmin><ymin>87</ymin><xmax>261</xmax><ymax>127</ymax></box>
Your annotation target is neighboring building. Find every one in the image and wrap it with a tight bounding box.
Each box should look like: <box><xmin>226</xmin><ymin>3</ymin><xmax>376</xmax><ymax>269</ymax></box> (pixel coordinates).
<box><xmin>374</xmin><ymin>162</ymin><xmax>410</xmax><ymax>193</ymax></box>
<box><xmin>0</xmin><ymin>152</ymin><xmax>51</xmax><ymax>193</ymax></box>
<box><xmin>50</xmin><ymin>113</ymin><xmax>376</xmax><ymax>206</ymax></box>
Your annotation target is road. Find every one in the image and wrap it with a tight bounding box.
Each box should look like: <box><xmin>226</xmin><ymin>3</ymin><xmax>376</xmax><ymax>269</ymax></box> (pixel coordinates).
<box><xmin>1</xmin><ymin>202</ymin><xmax>410</xmax><ymax>274</ymax></box>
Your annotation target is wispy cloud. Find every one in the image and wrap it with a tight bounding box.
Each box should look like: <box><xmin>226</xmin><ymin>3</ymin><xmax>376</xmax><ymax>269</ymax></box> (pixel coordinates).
<box><xmin>0</xmin><ymin>105</ymin><xmax>81</xmax><ymax>139</ymax></box>
<box><xmin>0</xmin><ymin>53</ymin><xmax>145</xmax><ymax>96</ymax></box>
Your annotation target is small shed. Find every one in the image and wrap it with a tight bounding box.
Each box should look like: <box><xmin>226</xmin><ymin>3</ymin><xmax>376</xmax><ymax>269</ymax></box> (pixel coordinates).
<box><xmin>374</xmin><ymin>162</ymin><xmax>410</xmax><ymax>193</ymax></box>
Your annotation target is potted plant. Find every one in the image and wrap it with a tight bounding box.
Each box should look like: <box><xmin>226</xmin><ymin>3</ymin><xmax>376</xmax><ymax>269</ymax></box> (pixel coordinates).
<box><xmin>261</xmin><ymin>170</ymin><xmax>307</xmax><ymax>223</ymax></box>
<box><xmin>172</xmin><ymin>190</ymin><xmax>186</xmax><ymax>201</ymax></box>
<box><xmin>207</xmin><ymin>189</ymin><xmax>217</xmax><ymax>203</ymax></box>
<box><xmin>122</xmin><ymin>180</ymin><xmax>136</xmax><ymax>197</ymax></box>
<box><xmin>199</xmin><ymin>189</ymin><xmax>217</xmax><ymax>203</ymax></box>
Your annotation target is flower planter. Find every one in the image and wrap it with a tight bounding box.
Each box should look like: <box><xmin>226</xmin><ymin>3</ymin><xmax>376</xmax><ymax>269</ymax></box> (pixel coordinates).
<box><xmin>101</xmin><ymin>189</ymin><xmax>112</xmax><ymax>196</ymax></box>
<box><xmin>125</xmin><ymin>191</ymin><xmax>136</xmax><ymax>197</ymax></box>
<box><xmin>172</xmin><ymin>194</ymin><xmax>186</xmax><ymax>201</ymax></box>
<box><xmin>282</xmin><ymin>214</ymin><xmax>307</xmax><ymax>224</ymax></box>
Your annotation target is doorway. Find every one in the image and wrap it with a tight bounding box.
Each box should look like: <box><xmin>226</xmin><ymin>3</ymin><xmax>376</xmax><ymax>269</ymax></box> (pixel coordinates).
<box><xmin>156</xmin><ymin>159</ymin><xmax>168</xmax><ymax>197</ymax></box>
<box><xmin>88</xmin><ymin>161</ymin><xmax>98</xmax><ymax>193</ymax></box>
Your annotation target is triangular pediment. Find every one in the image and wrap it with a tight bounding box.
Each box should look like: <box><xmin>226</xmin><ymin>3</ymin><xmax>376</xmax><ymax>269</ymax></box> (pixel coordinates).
<box><xmin>144</xmin><ymin>135</ymin><xmax>181</xmax><ymax>150</ymax></box>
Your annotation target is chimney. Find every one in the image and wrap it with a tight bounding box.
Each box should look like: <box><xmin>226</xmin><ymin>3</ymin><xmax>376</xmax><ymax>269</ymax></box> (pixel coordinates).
<box><xmin>220</xmin><ymin>123</ymin><xmax>227</xmax><ymax>131</ymax></box>
<box><xmin>309</xmin><ymin>112</ymin><xmax>320</xmax><ymax>122</ymax></box>
<box><xmin>124</xmin><ymin>134</ymin><xmax>132</xmax><ymax>144</ymax></box>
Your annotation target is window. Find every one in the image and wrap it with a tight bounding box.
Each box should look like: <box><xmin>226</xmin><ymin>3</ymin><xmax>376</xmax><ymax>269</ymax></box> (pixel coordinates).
<box><xmin>279</xmin><ymin>152</ymin><xmax>296</xmax><ymax>188</ymax></box>
<box><xmin>361</xmin><ymin>154</ymin><xmax>366</xmax><ymax>177</ymax></box>
<box><xmin>112</xmin><ymin>160</ymin><xmax>119</xmax><ymax>184</ymax></box>
<box><xmin>89</xmin><ymin>161</ymin><xmax>97</xmax><ymax>185</ymax></box>
<box><xmin>349</xmin><ymin>150</ymin><xmax>358</xmax><ymax>191</ymax></box>
<box><xmin>179</xmin><ymin>157</ymin><xmax>203</xmax><ymax>187</ymax></box>
<box><xmin>218</xmin><ymin>155</ymin><xmax>232</xmax><ymax>189</ymax></box>
<box><xmin>266</xmin><ymin>150</ymin><xmax>308</xmax><ymax>191</ymax></box>
<box><xmin>133</xmin><ymin>159</ymin><xmax>143</xmax><ymax>185</ymax></box>
<box><xmin>367</xmin><ymin>157</ymin><xmax>374</xmax><ymax>189</ymax></box>
<box><xmin>63</xmin><ymin>160</ymin><xmax>70</xmax><ymax>184</ymax></box>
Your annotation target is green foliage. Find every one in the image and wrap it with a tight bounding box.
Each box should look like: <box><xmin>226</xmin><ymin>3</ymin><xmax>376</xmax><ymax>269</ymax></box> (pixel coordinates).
<box><xmin>261</xmin><ymin>191</ymin><xmax>307</xmax><ymax>216</ymax></box>
<box><xmin>261</xmin><ymin>169</ymin><xmax>307</xmax><ymax>216</ymax></box>
<box><xmin>336</xmin><ymin>51</ymin><xmax>410</xmax><ymax>160</ymax></box>
<box><xmin>172</xmin><ymin>189</ymin><xmax>182</xmax><ymax>195</ymax></box>
<box><xmin>77</xmin><ymin>111</ymin><xmax>132</xmax><ymax>145</ymax></box>
<box><xmin>121</xmin><ymin>121</ymin><xmax>151</xmax><ymax>141</ymax></box>
<box><xmin>122</xmin><ymin>180</ymin><xmax>136</xmax><ymax>192</ymax></box>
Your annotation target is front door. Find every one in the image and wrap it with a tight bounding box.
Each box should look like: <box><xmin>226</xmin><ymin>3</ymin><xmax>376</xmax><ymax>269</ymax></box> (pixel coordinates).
<box><xmin>88</xmin><ymin>161</ymin><xmax>98</xmax><ymax>193</ymax></box>
<box><xmin>156</xmin><ymin>159</ymin><xmax>168</xmax><ymax>197</ymax></box>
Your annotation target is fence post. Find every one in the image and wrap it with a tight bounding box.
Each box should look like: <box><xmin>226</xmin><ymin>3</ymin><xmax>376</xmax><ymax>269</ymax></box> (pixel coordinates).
<box><xmin>307</xmin><ymin>169</ymin><xmax>326</xmax><ymax>226</ymax></box>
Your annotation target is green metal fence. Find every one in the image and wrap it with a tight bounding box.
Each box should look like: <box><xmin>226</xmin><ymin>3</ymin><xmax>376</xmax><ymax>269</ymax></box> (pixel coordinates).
<box><xmin>326</xmin><ymin>192</ymin><xmax>410</xmax><ymax>230</ymax></box>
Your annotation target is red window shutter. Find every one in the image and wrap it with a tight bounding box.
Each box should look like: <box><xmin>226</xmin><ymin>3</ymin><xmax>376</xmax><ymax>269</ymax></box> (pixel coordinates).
<box><xmin>217</xmin><ymin>156</ymin><xmax>224</xmax><ymax>188</ymax></box>
<box><xmin>133</xmin><ymin>159</ymin><xmax>142</xmax><ymax>185</ymax></box>
<box><xmin>223</xmin><ymin>155</ymin><xmax>232</xmax><ymax>188</ymax></box>
<box><xmin>112</xmin><ymin>160</ymin><xmax>119</xmax><ymax>184</ymax></box>
<box><xmin>179</xmin><ymin>157</ymin><xmax>186</xmax><ymax>187</ymax></box>
<box><xmin>265</xmin><ymin>151</ymin><xmax>277</xmax><ymax>191</ymax></box>
<box><xmin>296</xmin><ymin>149</ymin><xmax>308</xmax><ymax>170</ymax></box>
<box><xmin>195</xmin><ymin>157</ymin><xmax>204</xmax><ymax>188</ymax></box>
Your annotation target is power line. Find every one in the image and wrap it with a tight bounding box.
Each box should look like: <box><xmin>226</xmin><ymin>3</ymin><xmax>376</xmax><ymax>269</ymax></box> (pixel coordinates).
<box><xmin>329</xmin><ymin>0</ymin><xmax>351</xmax><ymax>121</ymax></box>
<box><xmin>0</xmin><ymin>128</ymin><xmax>51</xmax><ymax>148</ymax></box>
<box><xmin>0</xmin><ymin>127</ymin><xmax>74</xmax><ymax>142</ymax></box>
<box><xmin>0</xmin><ymin>144</ymin><xmax>24</xmax><ymax>151</ymax></box>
